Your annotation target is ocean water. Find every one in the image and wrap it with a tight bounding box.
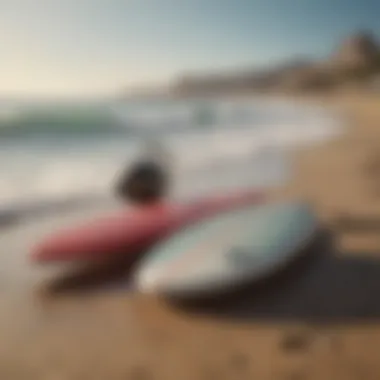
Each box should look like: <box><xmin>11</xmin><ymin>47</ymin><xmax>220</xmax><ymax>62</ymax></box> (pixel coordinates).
<box><xmin>0</xmin><ymin>97</ymin><xmax>342</xmax><ymax>214</ymax></box>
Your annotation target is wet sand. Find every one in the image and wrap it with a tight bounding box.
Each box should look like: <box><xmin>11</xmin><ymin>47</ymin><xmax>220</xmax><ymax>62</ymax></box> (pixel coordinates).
<box><xmin>3</xmin><ymin>93</ymin><xmax>380</xmax><ymax>379</ymax></box>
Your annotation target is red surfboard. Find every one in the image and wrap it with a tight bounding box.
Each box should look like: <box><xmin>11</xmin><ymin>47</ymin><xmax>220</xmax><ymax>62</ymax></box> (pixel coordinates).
<box><xmin>32</xmin><ymin>189</ymin><xmax>265</xmax><ymax>264</ymax></box>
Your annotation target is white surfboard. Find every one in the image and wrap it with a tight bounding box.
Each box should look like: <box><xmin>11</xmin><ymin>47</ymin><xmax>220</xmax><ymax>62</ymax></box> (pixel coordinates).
<box><xmin>134</xmin><ymin>201</ymin><xmax>318</xmax><ymax>298</ymax></box>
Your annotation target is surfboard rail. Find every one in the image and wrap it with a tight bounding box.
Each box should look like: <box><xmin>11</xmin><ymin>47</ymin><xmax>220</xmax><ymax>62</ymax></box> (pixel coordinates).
<box><xmin>31</xmin><ymin>188</ymin><xmax>266</xmax><ymax>264</ymax></box>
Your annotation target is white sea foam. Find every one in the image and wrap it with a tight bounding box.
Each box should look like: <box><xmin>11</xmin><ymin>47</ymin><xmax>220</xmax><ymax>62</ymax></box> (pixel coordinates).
<box><xmin>0</xmin><ymin>98</ymin><xmax>343</xmax><ymax>219</ymax></box>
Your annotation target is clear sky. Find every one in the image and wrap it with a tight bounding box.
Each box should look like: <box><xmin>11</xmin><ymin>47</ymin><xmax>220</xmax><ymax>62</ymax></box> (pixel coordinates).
<box><xmin>1</xmin><ymin>0</ymin><xmax>380</xmax><ymax>97</ymax></box>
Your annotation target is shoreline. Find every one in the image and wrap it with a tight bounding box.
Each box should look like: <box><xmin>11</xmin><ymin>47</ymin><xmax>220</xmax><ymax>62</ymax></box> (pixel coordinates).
<box><xmin>0</xmin><ymin>95</ymin><xmax>342</xmax><ymax>231</ymax></box>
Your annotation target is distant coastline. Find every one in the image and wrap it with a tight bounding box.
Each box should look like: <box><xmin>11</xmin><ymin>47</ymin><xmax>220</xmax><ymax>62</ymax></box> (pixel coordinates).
<box><xmin>123</xmin><ymin>31</ymin><xmax>380</xmax><ymax>99</ymax></box>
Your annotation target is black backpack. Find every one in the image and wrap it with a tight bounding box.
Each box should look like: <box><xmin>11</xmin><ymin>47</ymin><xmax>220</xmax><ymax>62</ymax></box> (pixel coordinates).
<box><xmin>115</xmin><ymin>160</ymin><xmax>168</xmax><ymax>204</ymax></box>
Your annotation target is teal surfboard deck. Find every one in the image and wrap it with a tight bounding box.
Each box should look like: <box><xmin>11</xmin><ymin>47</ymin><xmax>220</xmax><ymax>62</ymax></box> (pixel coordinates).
<box><xmin>134</xmin><ymin>201</ymin><xmax>318</xmax><ymax>298</ymax></box>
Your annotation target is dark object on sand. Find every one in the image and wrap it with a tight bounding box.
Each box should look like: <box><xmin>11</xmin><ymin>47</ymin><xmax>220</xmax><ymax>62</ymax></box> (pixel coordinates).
<box><xmin>333</xmin><ymin>212</ymin><xmax>380</xmax><ymax>231</ymax></box>
<box><xmin>115</xmin><ymin>160</ymin><xmax>169</xmax><ymax>205</ymax></box>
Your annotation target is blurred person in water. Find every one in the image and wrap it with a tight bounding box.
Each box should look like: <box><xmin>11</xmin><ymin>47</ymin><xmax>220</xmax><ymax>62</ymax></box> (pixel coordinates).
<box><xmin>115</xmin><ymin>138</ymin><xmax>171</xmax><ymax>205</ymax></box>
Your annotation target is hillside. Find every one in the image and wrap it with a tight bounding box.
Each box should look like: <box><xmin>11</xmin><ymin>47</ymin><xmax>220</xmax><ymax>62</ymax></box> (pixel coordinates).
<box><xmin>171</xmin><ymin>31</ymin><xmax>380</xmax><ymax>95</ymax></box>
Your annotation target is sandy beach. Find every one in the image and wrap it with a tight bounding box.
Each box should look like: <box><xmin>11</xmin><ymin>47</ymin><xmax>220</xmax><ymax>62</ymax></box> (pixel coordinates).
<box><xmin>2</xmin><ymin>93</ymin><xmax>380</xmax><ymax>379</ymax></box>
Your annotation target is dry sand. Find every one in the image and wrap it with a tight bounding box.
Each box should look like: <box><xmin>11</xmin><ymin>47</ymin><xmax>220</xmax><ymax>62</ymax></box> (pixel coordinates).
<box><xmin>2</xmin><ymin>93</ymin><xmax>380</xmax><ymax>379</ymax></box>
